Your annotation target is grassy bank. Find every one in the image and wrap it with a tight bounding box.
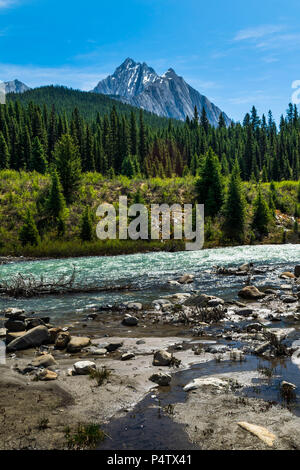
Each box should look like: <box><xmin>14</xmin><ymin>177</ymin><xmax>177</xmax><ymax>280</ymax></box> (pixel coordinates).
<box><xmin>0</xmin><ymin>170</ymin><xmax>299</xmax><ymax>258</ymax></box>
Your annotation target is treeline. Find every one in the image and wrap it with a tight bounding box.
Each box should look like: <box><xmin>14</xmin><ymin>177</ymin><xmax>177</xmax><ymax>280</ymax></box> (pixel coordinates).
<box><xmin>1</xmin><ymin>97</ymin><xmax>300</xmax><ymax>182</ymax></box>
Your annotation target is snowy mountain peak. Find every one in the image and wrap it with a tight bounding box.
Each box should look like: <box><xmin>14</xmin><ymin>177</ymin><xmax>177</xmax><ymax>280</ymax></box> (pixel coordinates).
<box><xmin>92</xmin><ymin>59</ymin><xmax>231</xmax><ymax>126</ymax></box>
<box><xmin>93</xmin><ymin>58</ymin><xmax>158</xmax><ymax>98</ymax></box>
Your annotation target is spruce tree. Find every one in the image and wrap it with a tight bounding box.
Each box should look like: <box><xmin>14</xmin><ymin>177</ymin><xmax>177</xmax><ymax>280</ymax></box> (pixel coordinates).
<box><xmin>196</xmin><ymin>147</ymin><xmax>224</xmax><ymax>217</ymax></box>
<box><xmin>53</xmin><ymin>134</ymin><xmax>81</xmax><ymax>204</ymax></box>
<box><xmin>47</xmin><ymin>168</ymin><xmax>67</xmax><ymax>221</ymax></box>
<box><xmin>30</xmin><ymin>137</ymin><xmax>47</xmax><ymax>174</ymax></box>
<box><xmin>252</xmin><ymin>185</ymin><xmax>270</xmax><ymax>236</ymax></box>
<box><xmin>0</xmin><ymin>132</ymin><xmax>9</xmax><ymax>169</ymax></box>
<box><xmin>19</xmin><ymin>209</ymin><xmax>40</xmax><ymax>246</ymax></box>
<box><xmin>223</xmin><ymin>159</ymin><xmax>246</xmax><ymax>241</ymax></box>
<box><xmin>80</xmin><ymin>207</ymin><xmax>93</xmax><ymax>241</ymax></box>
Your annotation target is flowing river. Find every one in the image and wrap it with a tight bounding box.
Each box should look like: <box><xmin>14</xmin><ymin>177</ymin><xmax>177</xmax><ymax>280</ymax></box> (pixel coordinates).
<box><xmin>0</xmin><ymin>244</ymin><xmax>299</xmax><ymax>322</ymax></box>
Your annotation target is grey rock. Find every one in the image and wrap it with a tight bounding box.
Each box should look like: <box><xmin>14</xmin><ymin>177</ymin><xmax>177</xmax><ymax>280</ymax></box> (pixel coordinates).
<box><xmin>89</xmin><ymin>348</ymin><xmax>107</xmax><ymax>356</ymax></box>
<box><xmin>281</xmin><ymin>295</ymin><xmax>297</xmax><ymax>303</ymax></box>
<box><xmin>106</xmin><ymin>341</ymin><xmax>123</xmax><ymax>352</ymax></box>
<box><xmin>238</xmin><ymin>286</ymin><xmax>265</xmax><ymax>300</ymax></box>
<box><xmin>6</xmin><ymin>325</ymin><xmax>50</xmax><ymax>352</ymax></box>
<box><xmin>67</xmin><ymin>336</ymin><xmax>91</xmax><ymax>353</ymax></box>
<box><xmin>31</xmin><ymin>353</ymin><xmax>57</xmax><ymax>368</ymax></box>
<box><xmin>126</xmin><ymin>302</ymin><xmax>143</xmax><ymax>311</ymax></box>
<box><xmin>122</xmin><ymin>315</ymin><xmax>139</xmax><ymax>326</ymax></box>
<box><xmin>245</xmin><ymin>323</ymin><xmax>263</xmax><ymax>332</ymax></box>
<box><xmin>205</xmin><ymin>344</ymin><xmax>229</xmax><ymax>354</ymax></box>
<box><xmin>4</xmin><ymin>319</ymin><xmax>25</xmax><ymax>332</ymax></box>
<box><xmin>25</xmin><ymin>318</ymin><xmax>45</xmax><ymax>330</ymax></box>
<box><xmin>295</xmin><ymin>265</ymin><xmax>300</xmax><ymax>278</ymax></box>
<box><xmin>149</xmin><ymin>372</ymin><xmax>171</xmax><ymax>386</ymax></box>
<box><xmin>153</xmin><ymin>349</ymin><xmax>172</xmax><ymax>366</ymax></box>
<box><xmin>236</xmin><ymin>308</ymin><xmax>254</xmax><ymax>317</ymax></box>
<box><xmin>121</xmin><ymin>352</ymin><xmax>135</xmax><ymax>361</ymax></box>
<box><xmin>73</xmin><ymin>361</ymin><xmax>96</xmax><ymax>375</ymax></box>
<box><xmin>207</xmin><ymin>297</ymin><xmax>224</xmax><ymax>307</ymax></box>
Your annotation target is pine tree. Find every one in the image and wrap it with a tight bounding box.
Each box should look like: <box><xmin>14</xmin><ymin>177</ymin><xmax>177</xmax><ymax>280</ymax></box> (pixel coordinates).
<box><xmin>47</xmin><ymin>168</ymin><xmax>67</xmax><ymax>221</ymax></box>
<box><xmin>19</xmin><ymin>209</ymin><xmax>40</xmax><ymax>246</ymax></box>
<box><xmin>200</xmin><ymin>107</ymin><xmax>209</xmax><ymax>133</ymax></box>
<box><xmin>80</xmin><ymin>207</ymin><xmax>93</xmax><ymax>241</ymax></box>
<box><xmin>53</xmin><ymin>134</ymin><xmax>81</xmax><ymax>204</ymax></box>
<box><xmin>30</xmin><ymin>137</ymin><xmax>47</xmax><ymax>174</ymax></box>
<box><xmin>223</xmin><ymin>159</ymin><xmax>246</xmax><ymax>241</ymax></box>
<box><xmin>0</xmin><ymin>132</ymin><xmax>9</xmax><ymax>169</ymax></box>
<box><xmin>252</xmin><ymin>185</ymin><xmax>270</xmax><ymax>236</ymax></box>
<box><xmin>298</xmin><ymin>179</ymin><xmax>300</xmax><ymax>203</ymax></box>
<box><xmin>196</xmin><ymin>147</ymin><xmax>224</xmax><ymax>217</ymax></box>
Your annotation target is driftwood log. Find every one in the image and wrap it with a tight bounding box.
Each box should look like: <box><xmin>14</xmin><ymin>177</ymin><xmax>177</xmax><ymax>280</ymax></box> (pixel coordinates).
<box><xmin>0</xmin><ymin>267</ymin><xmax>135</xmax><ymax>298</ymax></box>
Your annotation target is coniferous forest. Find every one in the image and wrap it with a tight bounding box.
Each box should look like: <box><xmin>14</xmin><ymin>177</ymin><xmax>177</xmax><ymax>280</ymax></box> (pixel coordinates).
<box><xmin>0</xmin><ymin>86</ymin><xmax>299</xmax><ymax>256</ymax></box>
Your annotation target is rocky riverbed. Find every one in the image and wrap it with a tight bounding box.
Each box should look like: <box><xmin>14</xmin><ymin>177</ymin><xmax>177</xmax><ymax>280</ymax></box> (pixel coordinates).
<box><xmin>0</xmin><ymin>255</ymin><xmax>300</xmax><ymax>450</ymax></box>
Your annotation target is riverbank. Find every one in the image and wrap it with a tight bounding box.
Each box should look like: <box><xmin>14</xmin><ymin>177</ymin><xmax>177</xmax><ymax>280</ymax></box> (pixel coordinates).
<box><xmin>0</xmin><ymin>255</ymin><xmax>300</xmax><ymax>450</ymax></box>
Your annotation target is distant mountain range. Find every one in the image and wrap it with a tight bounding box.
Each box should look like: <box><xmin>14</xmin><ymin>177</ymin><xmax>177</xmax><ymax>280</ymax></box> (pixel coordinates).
<box><xmin>3</xmin><ymin>60</ymin><xmax>231</xmax><ymax>126</ymax></box>
<box><xmin>93</xmin><ymin>58</ymin><xmax>231</xmax><ymax>126</ymax></box>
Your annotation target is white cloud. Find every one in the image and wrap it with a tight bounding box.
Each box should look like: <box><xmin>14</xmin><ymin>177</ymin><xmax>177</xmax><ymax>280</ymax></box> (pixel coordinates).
<box><xmin>234</xmin><ymin>24</ymin><xmax>285</xmax><ymax>41</ymax></box>
<box><xmin>0</xmin><ymin>63</ymin><xmax>107</xmax><ymax>90</ymax></box>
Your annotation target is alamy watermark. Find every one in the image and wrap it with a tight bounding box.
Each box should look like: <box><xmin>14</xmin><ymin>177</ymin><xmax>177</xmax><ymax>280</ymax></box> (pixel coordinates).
<box><xmin>291</xmin><ymin>80</ymin><xmax>300</xmax><ymax>105</ymax></box>
<box><xmin>96</xmin><ymin>196</ymin><xmax>204</xmax><ymax>251</ymax></box>
<box><xmin>0</xmin><ymin>81</ymin><xmax>6</xmax><ymax>105</ymax></box>
<box><xmin>0</xmin><ymin>340</ymin><xmax>5</xmax><ymax>365</ymax></box>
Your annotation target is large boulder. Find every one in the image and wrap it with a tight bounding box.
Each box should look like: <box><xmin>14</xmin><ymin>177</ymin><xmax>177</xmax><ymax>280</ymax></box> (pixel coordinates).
<box><xmin>238</xmin><ymin>286</ymin><xmax>265</xmax><ymax>300</ymax></box>
<box><xmin>153</xmin><ymin>350</ymin><xmax>172</xmax><ymax>366</ymax></box>
<box><xmin>6</xmin><ymin>331</ymin><xmax>25</xmax><ymax>344</ymax></box>
<box><xmin>67</xmin><ymin>336</ymin><xmax>91</xmax><ymax>353</ymax></box>
<box><xmin>6</xmin><ymin>325</ymin><xmax>50</xmax><ymax>352</ymax></box>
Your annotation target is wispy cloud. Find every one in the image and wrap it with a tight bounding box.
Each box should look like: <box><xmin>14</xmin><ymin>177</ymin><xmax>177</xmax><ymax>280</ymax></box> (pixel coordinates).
<box><xmin>0</xmin><ymin>0</ymin><xmax>17</xmax><ymax>9</ymax></box>
<box><xmin>0</xmin><ymin>63</ymin><xmax>107</xmax><ymax>90</ymax></box>
<box><xmin>233</xmin><ymin>24</ymin><xmax>300</xmax><ymax>53</ymax></box>
<box><xmin>234</xmin><ymin>24</ymin><xmax>286</xmax><ymax>41</ymax></box>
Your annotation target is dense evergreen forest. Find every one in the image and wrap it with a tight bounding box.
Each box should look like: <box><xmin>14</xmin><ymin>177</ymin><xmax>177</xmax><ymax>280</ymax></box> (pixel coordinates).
<box><xmin>2</xmin><ymin>87</ymin><xmax>300</xmax><ymax>182</ymax></box>
<box><xmin>0</xmin><ymin>87</ymin><xmax>299</xmax><ymax>255</ymax></box>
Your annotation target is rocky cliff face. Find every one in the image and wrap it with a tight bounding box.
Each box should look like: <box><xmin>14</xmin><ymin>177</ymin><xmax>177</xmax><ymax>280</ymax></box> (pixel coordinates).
<box><xmin>92</xmin><ymin>58</ymin><xmax>231</xmax><ymax>126</ymax></box>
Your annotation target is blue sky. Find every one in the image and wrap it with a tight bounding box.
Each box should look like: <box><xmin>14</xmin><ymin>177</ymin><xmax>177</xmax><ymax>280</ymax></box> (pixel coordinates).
<box><xmin>0</xmin><ymin>0</ymin><xmax>300</xmax><ymax>122</ymax></box>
